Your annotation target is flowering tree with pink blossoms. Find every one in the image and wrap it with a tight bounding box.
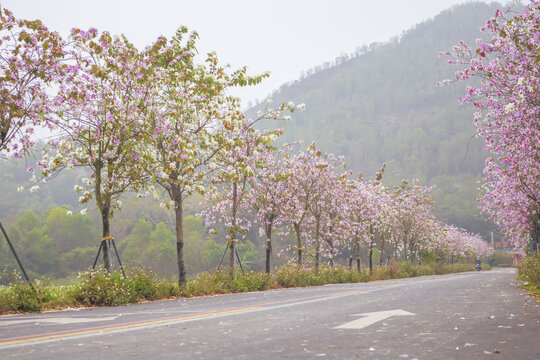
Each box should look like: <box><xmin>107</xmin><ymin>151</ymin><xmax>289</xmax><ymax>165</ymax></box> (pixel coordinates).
<box><xmin>318</xmin><ymin>174</ymin><xmax>353</xmax><ymax>266</ymax></box>
<box><xmin>139</xmin><ymin>28</ymin><xmax>296</xmax><ymax>284</ymax></box>
<box><xmin>248</xmin><ymin>143</ymin><xmax>293</xmax><ymax>273</ymax></box>
<box><xmin>438</xmin><ymin>225</ymin><xmax>493</xmax><ymax>262</ymax></box>
<box><xmin>37</xmin><ymin>29</ymin><xmax>151</xmax><ymax>270</ymax></box>
<box><xmin>304</xmin><ymin>157</ymin><xmax>347</xmax><ymax>269</ymax></box>
<box><xmin>344</xmin><ymin>170</ymin><xmax>393</xmax><ymax>273</ymax></box>
<box><xmin>390</xmin><ymin>180</ymin><xmax>436</xmax><ymax>262</ymax></box>
<box><xmin>279</xmin><ymin>144</ymin><xmax>313</xmax><ymax>265</ymax></box>
<box><xmin>0</xmin><ymin>8</ymin><xmax>67</xmax><ymax>158</ymax></box>
<box><xmin>442</xmin><ymin>1</ymin><xmax>540</xmax><ymax>252</ymax></box>
<box><xmin>279</xmin><ymin>143</ymin><xmax>347</xmax><ymax>268</ymax></box>
<box><xmin>346</xmin><ymin>179</ymin><xmax>376</xmax><ymax>271</ymax></box>
<box><xmin>200</xmin><ymin>123</ymin><xmax>288</xmax><ymax>275</ymax></box>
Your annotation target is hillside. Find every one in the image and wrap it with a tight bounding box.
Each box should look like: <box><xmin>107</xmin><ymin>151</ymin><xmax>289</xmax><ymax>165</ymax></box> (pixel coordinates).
<box><xmin>249</xmin><ymin>1</ymin><xmax>504</xmax><ymax>238</ymax></box>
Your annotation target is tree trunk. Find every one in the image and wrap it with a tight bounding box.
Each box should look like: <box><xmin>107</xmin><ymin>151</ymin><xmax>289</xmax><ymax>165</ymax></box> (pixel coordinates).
<box><xmin>265</xmin><ymin>219</ymin><xmax>273</xmax><ymax>274</ymax></box>
<box><xmin>328</xmin><ymin>225</ymin><xmax>334</xmax><ymax>266</ymax></box>
<box><xmin>229</xmin><ymin>182</ymin><xmax>238</xmax><ymax>277</ymax></box>
<box><xmin>315</xmin><ymin>216</ymin><xmax>320</xmax><ymax>270</ymax></box>
<box><xmin>349</xmin><ymin>256</ymin><xmax>353</xmax><ymax>268</ymax></box>
<box><xmin>354</xmin><ymin>238</ymin><xmax>361</xmax><ymax>272</ymax></box>
<box><xmin>532</xmin><ymin>222</ymin><xmax>539</xmax><ymax>253</ymax></box>
<box><xmin>409</xmin><ymin>240</ymin><xmax>416</xmax><ymax>263</ymax></box>
<box><xmin>173</xmin><ymin>193</ymin><xmax>186</xmax><ymax>285</ymax></box>
<box><xmin>369</xmin><ymin>240</ymin><xmax>374</xmax><ymax>275</ymax></box>
<box><xmin>379</xmin><ymin>238</ymin><xmax>386</xmax><ymax>266</ymax></box>
<box><xmin>94</xmin><ymin>161</ymin><xmax>111</xmax><ymax>271</ymax></box>
<box><xmin>403</xmin><ymin>239</ymin><xmax>408</xmax><ymax>261</ymax></box>
<box><xmin>294</xmin><ymin>222</ymin><xmax>302</xmax><ymax>265</ymax></box>
<box><xmin>101</xmin><ymin>206</ymin><xmax>111</xmax><ymax>271</ymax></box>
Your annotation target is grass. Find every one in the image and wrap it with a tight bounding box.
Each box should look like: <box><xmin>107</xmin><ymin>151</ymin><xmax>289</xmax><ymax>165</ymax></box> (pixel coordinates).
<box><xmin>0</xmin><ymin>262</ymin><xmax>481</xmax><ymax>314</ymax></box>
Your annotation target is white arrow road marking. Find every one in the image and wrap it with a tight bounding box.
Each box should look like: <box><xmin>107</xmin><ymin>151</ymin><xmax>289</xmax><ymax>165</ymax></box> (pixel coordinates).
<box><xmin>0</xmin><ymin>315</ymin><xmax>120</xmax><ymax>326</ymax></box>
<box><xmin>334</xmin><ymin>309</ymin><xmax>415</xmax><ymax>329</ymax></box>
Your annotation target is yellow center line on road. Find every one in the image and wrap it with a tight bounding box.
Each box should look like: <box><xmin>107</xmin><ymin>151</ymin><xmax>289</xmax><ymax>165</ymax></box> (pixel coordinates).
<box><xmin>0</xmin><ymin>289</ymin><xmax>366</xmax><ymax>348</ymax></box>
<box><xmin>0</xmin><ymin>305</ymin><xmax>262</xmax><ymax>347</ymax></box>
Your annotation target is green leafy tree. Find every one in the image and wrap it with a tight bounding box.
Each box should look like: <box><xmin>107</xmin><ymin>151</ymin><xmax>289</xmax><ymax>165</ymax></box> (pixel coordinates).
<box><xmin>43</xmin><ymin>206</ymin><xmax>95</xmax><ymax>252</ymax></box>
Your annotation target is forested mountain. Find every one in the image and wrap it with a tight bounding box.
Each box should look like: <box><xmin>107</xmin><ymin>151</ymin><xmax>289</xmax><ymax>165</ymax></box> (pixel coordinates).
<box><xmin>249</xmin><ymin>1</ymin><xmax>504</xmax><ymax>237</ymax></box>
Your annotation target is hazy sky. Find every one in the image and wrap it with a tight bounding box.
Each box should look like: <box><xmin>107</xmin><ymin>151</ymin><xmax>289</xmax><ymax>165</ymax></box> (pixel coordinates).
<box><xmin>2</xmin><ymin>0</ymin><xmax>497</xmax><ymax>106</ymax></box>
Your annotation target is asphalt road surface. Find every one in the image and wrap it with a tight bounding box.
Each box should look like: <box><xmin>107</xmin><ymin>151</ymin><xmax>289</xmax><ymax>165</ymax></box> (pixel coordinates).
<box><xmin>0</xmin><ymin>268</ymin><xmax>538</xmax><ymax>359</ymax></box>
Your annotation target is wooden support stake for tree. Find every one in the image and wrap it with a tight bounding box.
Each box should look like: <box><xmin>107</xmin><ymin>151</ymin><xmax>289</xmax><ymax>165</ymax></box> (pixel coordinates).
<box><xmin>0</xmin><ymin>220</ymin><xmax>33</xmax><ymax>287</ymax></box>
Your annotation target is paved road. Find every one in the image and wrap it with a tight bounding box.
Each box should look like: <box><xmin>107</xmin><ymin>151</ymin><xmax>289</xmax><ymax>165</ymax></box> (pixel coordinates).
<box><xmin>0</xmin><ymin>268</ymin><xmax>538</xmax><ymax>359</ymax></box>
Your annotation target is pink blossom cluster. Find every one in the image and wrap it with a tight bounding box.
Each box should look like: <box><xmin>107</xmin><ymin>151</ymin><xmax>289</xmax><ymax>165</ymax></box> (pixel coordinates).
<box><xmin>0</xmin><ymin>8</ymin><xmax>68</xmax><ymax>158</ymax></box>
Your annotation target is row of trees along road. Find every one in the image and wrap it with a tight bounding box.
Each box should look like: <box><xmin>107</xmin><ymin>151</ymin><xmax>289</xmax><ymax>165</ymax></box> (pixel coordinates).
<box><xmin>1</xmin><ymin>7</ymin><xmax>492</xmax><ymax>285</ymax></box>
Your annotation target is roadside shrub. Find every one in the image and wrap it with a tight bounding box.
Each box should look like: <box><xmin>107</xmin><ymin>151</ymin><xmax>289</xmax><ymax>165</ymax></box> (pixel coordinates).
<box><xmin>318</xmin><ymin>265</ymin><xmax>367</xmax><ymax>283</ymax></box>
<box><xmin>276</xmin><ymin>264</ymin><xmax>322</xmax><ymax>287</ymax></box>
<box><xmin>371</xmin><ymin>265</ymin><xmax>391</xmax><ymax>280</ymax></box>
<box><xmin>72</xmin><ymin>267</ymin><xmax>180</xmax><ymax>306</ymax></box>
<box><xmin>156</xmin><ymin>279</ymin><xmax>180</xmax><ymax>298</ymax></box>
<box><xmin>73</xmin><ymin>269</ymin><xmax>136</xmax><ymax>306</ymax></box>
<box><xmin>518</xmin><ymin>255</ymin><xmax>540</xmax><ymax>286</ymax></box>
<box><xmin>228</xmin><ymin>271</ymin><xmax>274</xmax><ymax>293</ymax></box>
<box><xmin>398</xmin><ymin>262</ymin><xmax>418</xmax><ymax>277</ymax></box>
<box><xmin>181</xmin><ymin>270</ymin><xmax>274</xmax><ymax>297</ymax></box>
<box><xmin>0</xmin><ymin>278</ymin><xmax>61</xmax><ymax>313</ymax></box>
<box><xmin>276</xmin><ymin>264</ymin><xmax>368</xmax><ymax>287</ymax></box>
<box><xmin>181</xmin><ymin>271</ymin><xmax>229</xmax><ymax>297</ymax></box>
<box><xmin>129</xmin><ymin>268</ymin><xmax>159</xmax><ymax>300</ymax></box>
<box><xmin>0</xmin><ymin>283</ymin><xmax>40</xmax><ymax>312</ymax></box>
<box><xmin>429</xmin><ymin>262</ymin><xmax>446</xmax><ymax>275</ymax></box>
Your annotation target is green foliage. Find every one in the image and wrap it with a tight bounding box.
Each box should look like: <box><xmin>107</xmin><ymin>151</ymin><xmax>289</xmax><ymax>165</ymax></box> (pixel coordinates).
<box><xmin>119</xmin><ymin>219</ymin><xmax>176</xmax><ymax>275</ymax></box>
<box><xmin>0</xmin><ymin>276</ymin><xmax>60</xmax><ymax>313</ymax></box>
<box><xmin>0</xmin><ymin>283</ymin><xmax>41</xmax><ymax>312</ymax></box>
<box><xmin>518</xmin><ymin>255</ymin><xmax>540</xmax><ymax>287</ymax></box>
<box><xmin>236</xmin><ymin>240</ymin><xmax>259</xmax><ymax>270</ymax></box>
<box><xmin>127</xmin><ymin>268</ymin><xmax>179</xmax><ymax>300</ymax></box>
<box><xmin>489</xmin><ymin>250</ymin><xmax>513</xmax><ymax>266</ymax></box>
<box><xmin>62</xmin><ymin>246</ymin><xmax>99</xmax><ymax>273</ymax></box>
<box><xmin>117</xmin><ymin>216</ymin><xmax>256</xmax><ymax>276</ymax></box>
<box><xmin>43</xmin><ymin>206</ymin><xmax>96</xmax><ymax>252</ymax></box>
<box><xmin>181</xmin><ymin>270</ymin><xmax>275</xmax><ymax>297</ymax></box>
<box><xmin>276</xmin><ymin>264</ymin><xmax>369</xmax><ymax>287</ymax></box>
<box><xmin>2</xmin><ymin>206</ymin><xmax>98</xmax><ymax>278</ymax></box>
<box><xmin>73</xmin><ymin>269</ymin><xmax>137</xmax><ymax>306</ymax></box>
<box><xmin>2</xmin><ymin>205</ymin><xmax>262</xmax><ymax>280</ymax></box>
<box><xmin>201</xmin><ymin>238</ymin><xmax>225</xmax><ymax>269</ymax></box>
<box><xmin>72</xmin><ymin>268</ymin><xmax>180</xmax><ymax>307</ymax></box>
